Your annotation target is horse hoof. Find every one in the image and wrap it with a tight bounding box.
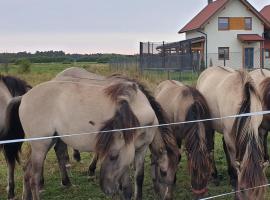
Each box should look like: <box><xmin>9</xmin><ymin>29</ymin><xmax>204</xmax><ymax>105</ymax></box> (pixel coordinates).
<box><xmin>88</xmin><ymin>170</ymin><xmax>95</xmax><ymax>177</ymax></box>
<box><xmin>39</xmin><ymin>189</ymin><xmax>46</xmax><ymax>194</ymax></box>
<box><xmin>61</xmin><ymin>181</ymin><xmax>72</xmax><ymax>188</ymax></box>
<box><xmin>8</xmin><ymin>197</ymin><xmax>17</xmax><ymax>200</ymax></box>
<box><xmin>87</xmin><ymin>175</ymin><xmax>96</xmax><ymax>181</ymax></box>
<box><xmin>65</xmin><ymin>163</ymin><xmax>72</xmax><ymax>168</ymax></box>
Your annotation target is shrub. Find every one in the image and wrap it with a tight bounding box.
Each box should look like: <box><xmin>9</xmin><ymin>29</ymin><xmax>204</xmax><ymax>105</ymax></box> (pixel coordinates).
<box><xmin>17</xmin><ymin>59</ymin><xmax>31</xmax><ymax>73</ymax></box>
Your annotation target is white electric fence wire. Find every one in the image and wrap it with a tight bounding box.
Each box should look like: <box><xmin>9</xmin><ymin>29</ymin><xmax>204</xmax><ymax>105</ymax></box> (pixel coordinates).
<box><xmin>200</xmin><ymin>183</ymin><xmax>270</xmax><ymax>200</ymax></box>
<box><xmin>1</xmin><ymin>110</ymin><xmax>270</xmax><ymax>145</ymax></box>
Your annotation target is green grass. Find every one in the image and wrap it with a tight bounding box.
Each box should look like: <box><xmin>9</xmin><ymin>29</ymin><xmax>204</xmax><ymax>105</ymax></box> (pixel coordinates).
<box><xmin>0</xmin><ymin>62</ymin><xmax>269</xmax><ymax>200</ymax></box>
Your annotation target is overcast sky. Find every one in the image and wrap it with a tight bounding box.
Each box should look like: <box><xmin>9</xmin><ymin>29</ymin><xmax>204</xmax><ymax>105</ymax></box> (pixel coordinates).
<box><xmin>0</xmin><ymin>0</ymin><xmax>269</xmax><ymax>54</ymax></box>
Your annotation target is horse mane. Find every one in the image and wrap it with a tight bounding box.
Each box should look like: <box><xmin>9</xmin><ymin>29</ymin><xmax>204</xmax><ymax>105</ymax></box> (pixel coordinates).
<box><xmin>0</xmin><ymin>75</ymin><xmax>31</xmax><ymax>97</ymax></box>
<box><xmin>260</xmin><ymin>77</ymin><xmax>270</xmax><ymax>110</ymax></box>
<box><xmin>109</xmin><ymin>74</ymin><xmax>180</xmax><ymax>165</ymax></box>
<box><xmin>183</xmin><ymin>86</ymin><xmax>212</xmax><ymax>183</ymax></box>
<box><xmin>136</xmin><ymin>82</ymin><xmax>180</xmax><ymax>167</ymax></box>
<box><xmin>232</xmin><ymin>71</ymin><xmax>266</xmax><ymax>194</ymax></box>
<box><xmin>95</xmin><ymin>81</ymin><xmax>140</xmax><ymax>159</ymax></box>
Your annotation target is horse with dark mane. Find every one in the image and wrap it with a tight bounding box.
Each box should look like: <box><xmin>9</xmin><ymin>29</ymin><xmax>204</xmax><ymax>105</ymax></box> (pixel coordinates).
<box><xmin>250</xmin><ymin>69</ymin><xmax>270</xmax><ymax>163</ymax></box>
<box><xmin>197</xmin><ymin>66</ymin><xmax>267</xmax><ymax>200</ymax></box>
<box><xmin>0</xmin><ymin>75</ymin><xmax>30</xmax><ymax>199</ymax></box>
<box><xmin>52</xmin><ymin>67</ymin><xmax>180</xmax><ymax>200</ymax></box>
<box><xmin>3</xmin><ymin>68</ymin><xmax>179</xmax><ymax>200</ymax></box>
<box><xmin>155</xmin><ymin>80</ymin><xmax>213</xmax><ymax>199</ymax></box>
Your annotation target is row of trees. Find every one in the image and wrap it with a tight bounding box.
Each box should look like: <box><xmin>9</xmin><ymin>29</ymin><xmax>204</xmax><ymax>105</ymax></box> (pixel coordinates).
<box><xmin>0</xmin><ymin>51</ymin><xmax>136</xmax><ymax>64</ymax></box>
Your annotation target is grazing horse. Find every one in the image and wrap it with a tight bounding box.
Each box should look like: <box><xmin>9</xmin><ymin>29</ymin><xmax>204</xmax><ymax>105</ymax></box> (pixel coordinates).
<box><xmin>4</xmin><ymin>71</ymin><xmax>179</xmax><ymax>200</ymax></box>
<box><xmin>0</xmin><ymin>75</ymin><xmax>30</xmax><ymax>200</ymax></box>
<box><xmin>197</xmin><ymin>66</ymin><xmax>267</xmax><ymax>200</ymax></box>
<box><xmin>250</xmin><ymin>69</ymin><xmax>270</xmax><ymax>162</ymax></box>
<box><xmin>51</xmin><ymin>67</ymin><xmax>180</xmax><ymax>200</ymax></box>
<box><xmin>154</xmin><ymin>80</ymin><xmax>213</xmax><ymax>199</ymax></box>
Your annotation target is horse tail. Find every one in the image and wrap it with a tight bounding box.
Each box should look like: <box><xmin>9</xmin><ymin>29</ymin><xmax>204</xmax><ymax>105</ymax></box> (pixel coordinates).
<box><xmin>2</xmin><ymin>96</ymin><xmax>25</xmax><ymax>164</ymax></box>
<box><xmin>184</xmin><ymin>86</ymin><xmax>212</xmax><ymax>185</ymax></box>
<box><xmin>234</xmin><ymin>72</ymin><xmax>266</xmax><ymax>196</ymax></box>
<box><xmin>95</xmin><ymin>82</ymin><xmax>140</xmax><ymax>159</ymax></box>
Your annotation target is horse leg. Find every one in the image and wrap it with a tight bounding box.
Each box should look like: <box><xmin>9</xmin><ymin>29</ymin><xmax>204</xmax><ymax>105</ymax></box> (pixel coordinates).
<box><xmin>30</xmin><ymin>146</ymin><xmax>51</xmax><ymax>200</ymax></box>
<box><xmin>88</xmin><ymin>154</ymin><xmax>98</xmax><ymax>177</ymax></box>
<box><xmin>119</xmin><ymin>170</ymin><xmax>132</xmax><ymax>200</ymax></box>
<box><xmin>134</xmin><ymin>146</ymin><xmax>148</xmax><ymax>200</ymax></box>
<box><xmin>73</xmin><ymin>149</ymin><xmax>81</xmax><ymax>162</ymax></box>
<box><xmin>22</xmin><ymin>158</ymin><xmax>32</xmax><ymax>200</ymax></box>
<box><xmin>207</xmin><ymin>129</ymin><xmax>219</xmax><ymax>185</ymax></box>
<box><xmin>4</xmin><ymin>153</ymin><xmax>15</xmax><ymax>200</ymax></box>
<box><xmin>222</xmin><ymin>137</ymin><xmax>237</xmax><ymax>188</ymax></box>
<box><xmin>259</xmin><ymin>127</ymin><xmax>269</xmax><ymax>161</ymax></box>
<box><xmin>54</xmin><ymin>139</ymin><xmax>71</xmax><ymax>187</ymax></box>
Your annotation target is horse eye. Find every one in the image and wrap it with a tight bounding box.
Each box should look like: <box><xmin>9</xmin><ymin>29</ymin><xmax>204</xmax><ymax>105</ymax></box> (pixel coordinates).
<box><xmin>110</xmin><ymin>153</ymin><xmax>119</xmax><ymax>161</ymax></box>
<box><xmin>160</xmin><ymin>169</ymin><xmax>167</xmax><ymax>177</ymax></box>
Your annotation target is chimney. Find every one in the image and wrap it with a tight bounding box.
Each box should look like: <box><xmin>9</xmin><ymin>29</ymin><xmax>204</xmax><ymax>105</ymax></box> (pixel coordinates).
<box><xmin>208</xmin><ymin>0</ymin><xmax>213</xmax><ymax>4</ymax></box>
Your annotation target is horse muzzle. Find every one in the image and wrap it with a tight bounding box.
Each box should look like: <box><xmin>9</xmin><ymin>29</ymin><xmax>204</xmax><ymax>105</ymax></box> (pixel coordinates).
<box><xmin>192</xmin><ymin>187</ymin><xmax>208</xmax><ymax>198</ymax></box>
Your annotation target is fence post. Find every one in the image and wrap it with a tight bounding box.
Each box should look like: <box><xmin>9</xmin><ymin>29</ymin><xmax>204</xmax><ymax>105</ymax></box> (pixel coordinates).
<box><xmin>139</xmin><ymin>42</ymin><xmax>143</xmax><ymax>74</ymax></box>
<box><xmin>224</xmin><ymin>49</ymin><xmax>226</xmax><ymax>67</ymax></box>
<box><xmin>162</xmin><ymin>41</ymin><xmax>165</xmax><ymax>69</ymax></box>
<box><xmin>262</xmin><ymin>48</ymin><xmax>265</xmax><ymax>69</ymax></box>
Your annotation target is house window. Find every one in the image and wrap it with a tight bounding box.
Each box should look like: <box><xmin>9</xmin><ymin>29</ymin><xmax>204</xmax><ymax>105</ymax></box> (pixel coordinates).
<box><xmin>244</xmin><ymin>17</ymin><xmax>252</xmax><ymax>30</ymax></box>
<box><xmin>266</xmin><ymin>49</ymin><xmax>270</xmax><ymax>59</ymax></box>
<box><xmin>218</xmin><ymin>47</ymin><xmax>229</xmax><ymax>60</ymax></box>
<box><xmin>218</xmin><ymin>17</ymin><xmax>229</xmax><ymax>30</ymax></box>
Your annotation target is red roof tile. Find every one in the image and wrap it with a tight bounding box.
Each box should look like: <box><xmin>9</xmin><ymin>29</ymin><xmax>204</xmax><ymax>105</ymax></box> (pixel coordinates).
<box><xmin>178</xmin><ymin>0</ymin><xmax>229</xmax><ymax>33</ymax></box>
<box><xmin>237</xmin><ymin>34</ymin><xmax>264</xmax><ymax>42</ymax></box>
<box><xmin>260</xmin><ymin>5</ymin><xmax>270</xmax><ymax>24</ymax></box>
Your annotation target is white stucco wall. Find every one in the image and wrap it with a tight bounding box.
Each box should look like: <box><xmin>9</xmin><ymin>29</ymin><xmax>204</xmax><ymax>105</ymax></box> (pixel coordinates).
<box><xmin>185</xmin><ymin>0</ymin><xmax>264</xmax><ymax>68</ymax></box>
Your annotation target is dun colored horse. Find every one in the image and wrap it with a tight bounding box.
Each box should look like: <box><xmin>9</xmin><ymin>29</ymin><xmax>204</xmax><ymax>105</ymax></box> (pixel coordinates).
<box><xmin>250</xmin><ymin>69</ymin><xmax>270</xmax><ymax>163</ymax></box>
<box><xmin>52</xmin><ymin>67</ymin><xmax>179</xmax><ymax>199</ymax></box>
<box><xmin>155</xmin><ymin>80</ymin><xmax>213</xmax><ymax>199</ymax></box>
<box><xmin>197</xmin><ymin>66</ymin><xmax>267</xmax><ymax>200</ymax></box>
<box><xmin>3</xmin><ymin>68</ymin><xmax>179</xmax><ymax>200</ymax></box>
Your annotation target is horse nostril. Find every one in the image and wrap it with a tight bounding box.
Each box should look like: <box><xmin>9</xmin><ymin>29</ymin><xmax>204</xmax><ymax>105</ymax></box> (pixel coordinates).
<box><xmin>160</xmin><ymin>169</ymin><xmax>167</xmax><ymax>177</ymax></box>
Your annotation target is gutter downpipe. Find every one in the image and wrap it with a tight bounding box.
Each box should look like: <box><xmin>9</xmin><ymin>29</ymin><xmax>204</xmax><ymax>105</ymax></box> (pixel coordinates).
<box><xmin>197</xmin><ymin>30</ymin><xmax>208</xmax><ymax>68</ymax></box>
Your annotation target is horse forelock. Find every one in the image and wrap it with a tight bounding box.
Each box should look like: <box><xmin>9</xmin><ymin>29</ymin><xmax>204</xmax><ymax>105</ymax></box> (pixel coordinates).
<box><xmin>233</xmin><ymin>77</ymin><xmax>266</xmax><ymax>195</ymax></box>
<box><xmin>0</xmin><ymin>75</ymin><xmax>31</xmax><ymax>97</ymax></box>
<box><xmin>95</xmin><ymin>100</ymin><xmax>139</xmax><ymax>159</ymax></box>
<box><xmin>184</xmin><ymin>86</ymin><xmax>212</xmax><ymax>181</ymax></box>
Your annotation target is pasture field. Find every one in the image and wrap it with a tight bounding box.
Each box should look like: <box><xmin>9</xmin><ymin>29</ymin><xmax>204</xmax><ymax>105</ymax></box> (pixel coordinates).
<box><xmin>0</xmin><ymin>62</ymin><xmax>270</xmax><ymax>199</ymax></box>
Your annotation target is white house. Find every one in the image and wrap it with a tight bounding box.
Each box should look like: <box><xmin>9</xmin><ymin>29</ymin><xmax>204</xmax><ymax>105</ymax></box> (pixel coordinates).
<box><xmin>178</xmin><ymin>0</ymin><xmax>270</xmax><ymax>69</ymax></box>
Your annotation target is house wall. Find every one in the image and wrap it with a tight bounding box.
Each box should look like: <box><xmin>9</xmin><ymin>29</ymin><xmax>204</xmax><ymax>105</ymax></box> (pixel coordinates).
<box><xmin>185</xmin><ymin>0</ymin><xmax>264</xmax><ymax>68</ymax></box>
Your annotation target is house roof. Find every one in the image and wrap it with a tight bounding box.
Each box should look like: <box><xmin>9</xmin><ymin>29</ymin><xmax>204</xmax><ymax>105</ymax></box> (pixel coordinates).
<box><xmin>260</xmin><ymin>5</ymin><xmax>270</xmax><ymax>24</ymax></box>
<box><xmin>237</xmin><ymin>34</ymin><xmax>264</xmax><ymax>42</ymax></box>
<box><xmin>178</xmin><ymin>0</ymin><xmax>228</xmax><ymax>33</ymax></box>
<box><xmin>178</xmin><ymin>0</ymin><xmax>270</xmax><ymax>33</ymax></box>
